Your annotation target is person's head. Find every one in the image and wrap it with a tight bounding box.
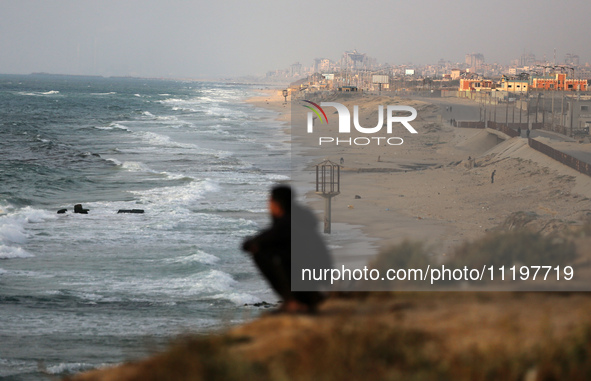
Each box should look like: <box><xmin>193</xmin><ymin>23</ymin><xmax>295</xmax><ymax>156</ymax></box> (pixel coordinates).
<box><xmin>269</xmin><ymin>185</ymin><xmax>293</xmax><ymax>218</ymax></box>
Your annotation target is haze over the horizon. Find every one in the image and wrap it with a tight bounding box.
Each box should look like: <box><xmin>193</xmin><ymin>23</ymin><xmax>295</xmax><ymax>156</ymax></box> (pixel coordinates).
<box><xmin>1</xmin><ymin>0</ymin><xmax>590</xmax><ymax>79</ymax></box>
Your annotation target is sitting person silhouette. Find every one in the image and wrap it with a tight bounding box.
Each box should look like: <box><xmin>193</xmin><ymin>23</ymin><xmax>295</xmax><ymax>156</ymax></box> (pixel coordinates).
<box><xmin>242</xmin><ymin>185</ymin><xmax>332</xmax><ymax>313</ymax></box>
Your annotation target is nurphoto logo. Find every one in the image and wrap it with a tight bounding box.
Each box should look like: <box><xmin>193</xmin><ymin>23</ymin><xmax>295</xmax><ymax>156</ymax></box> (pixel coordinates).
<box><xmin>303</xmin><ymin>100</ymin><xmax>418</xmax><ymax>146</ymax></box>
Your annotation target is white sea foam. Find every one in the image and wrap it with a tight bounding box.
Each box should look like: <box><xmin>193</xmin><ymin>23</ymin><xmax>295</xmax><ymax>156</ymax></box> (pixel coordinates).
<box><xmin>140</xmin><ymin>131</ymin><xmax>198</xmax><ymax>149</ymax></box>
<box><xmin>265</xmin><ymin>174</ymin><xmax>290</xmax><ymax>181</ymax></box>
<box><xmin>115</xmin><ymin>160</ymin><xmax>189</xmax><ymax>180</ymax></box>
<box><xmin>46</xmin><ymin>362</ymin><xmax>99</xmax><ymax>375</ymax></box>
<box><xmin>0</xmin><ymin>245</ymin><xmax>33</xmax><ymax>259</ymax></box>
<box><xmin>0</xmin><ymin>207</ymin><xmax>56</xmax><ymax>259</ymax></box>
<box><xmin>106</xmin><ymin>158</ymin><xmax>122</xmax><ymax>165</ymax></box>
<box><xmin>133</xmin><ymin>178</ymin><xmax>219</xmax><ymax>206</ymax></box>
<box><xmin>121</xmin><ymin>161</ymin><xmax>154</xmax><ymax>172</ymax></box>
<box><xmin>165</xmin><ymin>250</ymin><xmax>220</xmax><ymax>265</ymax></box>
<box><xmin>214</xmin><ymin>292</ymin><xmax>262</xmax><ymax>305</ymax></box>
<box><xmin>42</xmin><ymin>90</ymin><xmax>59</xmax><ymax>95</ymax></box>
<box><xmin>94</xmin><ymin>123</ymin><xmax>131</xmax><ymax>131</ymax></box>
<box><xmin>190</xmin><ymin>269</ymin><xmax>237</xmax><ymax>293</ymax></box>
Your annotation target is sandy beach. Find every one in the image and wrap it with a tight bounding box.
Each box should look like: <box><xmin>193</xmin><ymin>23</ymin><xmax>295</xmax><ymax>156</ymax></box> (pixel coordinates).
<box><xmin>247</xmin><ymin>90</ymin><xmax>591</xmax><ymax>269</ymax></box>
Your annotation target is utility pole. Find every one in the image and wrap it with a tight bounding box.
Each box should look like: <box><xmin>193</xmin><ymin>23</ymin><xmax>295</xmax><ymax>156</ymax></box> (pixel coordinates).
<box><xmin>551</xmin><ymin>90</ymin><xmax>555</xmax><ymax>129</ymax></box>
<box><xmin>494</xmin><ymin>93</ymin><xmax>497</xmax><ymax>123</ymax></box>
<box><xmin>519</xmin><ymin>96</ymin><xmax>523</xmax><ymax>125</ymax></box>
<box><xmin>505</xmin><ymin>95</ymin><xmax>509</xmax><ymax>127</ymax></box>
<box><xmin>570</xmin><ymin>94</ymin><xmax>575</xmax><ymax>137</ymax></box>
<box><xmin>561</xmin><ymin>92</ymin><xmax>565</xmax><ymax>127</ymax></box>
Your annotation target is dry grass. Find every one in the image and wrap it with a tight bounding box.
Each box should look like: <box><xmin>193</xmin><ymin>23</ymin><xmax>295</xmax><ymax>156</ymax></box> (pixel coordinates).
<box><xmin>68</xmin><ymin>306</ymin><xmax>591</xmax><ymax>381</ymax></box>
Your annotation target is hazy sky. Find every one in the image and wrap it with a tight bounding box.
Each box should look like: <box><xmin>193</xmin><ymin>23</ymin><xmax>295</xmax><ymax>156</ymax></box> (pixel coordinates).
<box><xmin>1</xmin><ymin>0</ymin><xmax>590</xmax><ymax>78</ymax></box>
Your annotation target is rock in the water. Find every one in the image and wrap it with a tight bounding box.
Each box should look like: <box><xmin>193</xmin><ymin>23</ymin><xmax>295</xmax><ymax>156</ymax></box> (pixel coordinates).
<box><xmin>74</xmin><ymin>204</ymin><xmax>89</xmax><ymax>214</ymax></box>
<box><xmin>57</xmin><ymin>209</ymin><xmax>68</xmax><ymax>214</ymax></box>
<box><xmin>117</xmin><ymin>209</ymin><xmax>145</xmax><ymax>214</ymax></box>
<box><xmin>244</xmin><ymin>301</ymin><xmax>276</xmax><ymax>309</ymax></box>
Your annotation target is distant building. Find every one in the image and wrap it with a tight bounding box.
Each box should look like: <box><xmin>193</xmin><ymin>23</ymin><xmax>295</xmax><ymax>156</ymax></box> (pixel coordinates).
<box><xmin>465</xmin><ymin>53</ymin><xmax>485</xmax><ymax>70</ymax></box>
<box><xmin>459</xmin><ymin>78</ymin><xmax>494</xmax><ymax>91</ymax></box>
<box><xmin>314</xmin><ymin>58</ymin><xmax>334</xmax><ymax>73</ymax></box>
<box><xmin>450</xmin><ymin>69</ymin><xmax>465</xmax><ymax>80</ymax></box>
<box><xmin>530</xmin><ymin>73</ymin><xmax>587</xmax><ymax>91</ymax></box>
<box><xmin>520</xmin><ymin>52</ymin><xmax>536</xmax><ymax>67</ymax></box>
<box><xmin>565</xmin><ymin>53</ymin><xmax>580</xmax><ymax>66</ymax></box>
<box><xmin>290</xmin><ymin>62</ymin><xmax>302</xmax><ymax>77</ymax></box>
<box><xmin>566</xmin><ymin>99</ymin><xmax>591</xmax><ymax>132</ymax></box>
<box><xmin>499</xmin><ymin>77</ymin><xmax>529</xmax><ymax>93</ymax></box>
<box><xmin>341</xmin><ymin>50</ymin><xmax>367</xmax><ymax>69</ymax></box>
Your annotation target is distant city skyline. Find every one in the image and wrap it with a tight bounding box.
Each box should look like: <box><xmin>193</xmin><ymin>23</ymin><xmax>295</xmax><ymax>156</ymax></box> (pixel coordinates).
<box><xmin>1</xmin><ymin>0</ymin><xmax>590</xmax><ymax>79</ymax></box>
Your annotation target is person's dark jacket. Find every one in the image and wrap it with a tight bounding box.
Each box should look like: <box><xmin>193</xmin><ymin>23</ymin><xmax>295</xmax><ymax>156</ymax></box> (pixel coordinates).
<box><xmin>242</xmin><ymin>203</ymin><xmax>333</xmax><ymax>293</ymax></box>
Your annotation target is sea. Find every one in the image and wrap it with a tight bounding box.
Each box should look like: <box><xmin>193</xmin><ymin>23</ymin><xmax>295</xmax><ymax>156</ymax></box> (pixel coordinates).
<box><xmin>0</xmin><ymin>74</ymin><xmax>290</xmax><ymax>380</ymax></box>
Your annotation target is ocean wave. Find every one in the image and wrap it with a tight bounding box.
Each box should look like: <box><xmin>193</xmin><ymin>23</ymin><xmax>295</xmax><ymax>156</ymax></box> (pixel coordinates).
<box><xmin>132</xmin><ymin>178</ymin><xmax>219</xmax><ymax>207</ymax></box>
<box><xmin>264</xmin><ymin>173</ymin><xmax>290</xmax><ymax>181</ymax></box>
<box><xmin>107</xmin><ymin>159</ymin><xmax>191</xmax><ymax>180</ymax></box>
<box><xmin>189</xmin><ymin>269</ymin><xmax>237</xmax><ymax>293</ymax></box>
<box><xmin>0</xmin><ymin>245</ymin><xmax>33</xmax><ymax>259</ymax></box>
<box><xmin>16</xmin><ymin>90</ymin><xmax>61</xmax><ymax>96</ymax></box>
<box><xmin>106</xmin><ymin>158</ymin><xmax>122</xmax><ymax>166</ymax></box>
<box><xmin>213</xmin><ymin>292</ymin><xmax>262</xmax><ymax>305</ymax></box>
<box><xmin>140</xmin><ymin>131</ymin><xmax>200</xmax><ymax>149</ymax></box>
<box><xmin>46</xmin><ymin>362</ymin><xmax>101</xmax><ymax>375</ymax></box>
<box><xmin>94</xmin><ymin>123</ymin><xmax>131</xmax><ymax>132</ymax></box>
<box><xmin>120</xmin><ymin>161</ymin><xmax>155</xmax><ymax>173</ymax></box>
<box><xmin>165</xmin><ymin>250</ymin><xmax>220</xmax><ymax>265</ymax></box>
<box><xmin>0</xmin><ymin>207</ymin><xmax>56</xmax><ymax>259</ymax></box>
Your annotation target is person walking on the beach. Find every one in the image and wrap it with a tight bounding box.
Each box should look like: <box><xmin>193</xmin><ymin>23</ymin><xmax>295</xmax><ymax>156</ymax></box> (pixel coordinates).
<box><xmin>491</xmin><ymin>170</ymin><xmax>496</xmax><ymax>184</ymax></box>
<box><xmin>242</xmin><ymin>185</ymin><xmax>331</xmax><ymax>313</ymax></box>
